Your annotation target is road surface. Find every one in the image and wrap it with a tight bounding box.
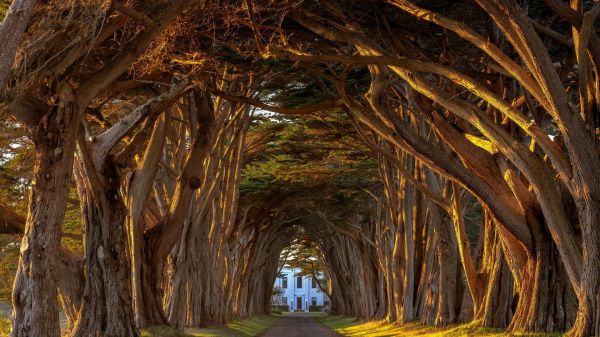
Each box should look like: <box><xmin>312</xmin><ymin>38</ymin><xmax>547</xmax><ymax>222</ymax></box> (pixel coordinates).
<box><xmin>260</xmin><ymin>314</ymin><xmax>339</xmax><ymax>337</ymax></box>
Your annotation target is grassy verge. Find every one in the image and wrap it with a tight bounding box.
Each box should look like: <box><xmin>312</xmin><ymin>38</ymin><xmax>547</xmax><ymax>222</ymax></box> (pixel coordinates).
<box><xmin>281</xmin><ymin>311</ymin><xmax>327</xmax><ymax>317</ymax></box>
<box><xmin>142</xmin><ymin>314</ymin><xmax>280</xmax><ymax>337</ymax></box>
<box><xmin>0</xmin><ymin>318</ymin><xmax>9</xmax><ymax>337</ymax></box>
<box><xmin>317</xmin><ymin>316</ymin><xmax>564</xmax><ymax>337</ymax></box>
<box><xmin>0</xmin><ymin>314</ymin><xmax>279</xmax><ymax>337</ymax></box>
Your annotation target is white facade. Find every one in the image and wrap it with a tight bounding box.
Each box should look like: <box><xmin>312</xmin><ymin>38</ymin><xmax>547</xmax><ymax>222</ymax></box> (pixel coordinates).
<box><xmin>273</xmin><ymin>267</ymin><xmax>329</xmax><ymax>312</ymax></box>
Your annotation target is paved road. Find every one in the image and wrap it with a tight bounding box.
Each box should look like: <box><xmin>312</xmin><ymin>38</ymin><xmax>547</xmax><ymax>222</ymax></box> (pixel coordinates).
<box><xmin>260</xmin><ymin>315</ymin><xmax>339</xmax><ymax>337</ymax></box>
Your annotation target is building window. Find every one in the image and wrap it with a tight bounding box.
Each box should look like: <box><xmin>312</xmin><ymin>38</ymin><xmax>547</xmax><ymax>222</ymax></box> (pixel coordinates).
<box><xmin>311</xmin><ymin>297</ymin><xmax>317</xmax><ymax>306</ymax></box>
<box><xmin>296</xmin><ymin>276</ymin><xmax>302</xmax><ymax>288</ymax></box>
<box><xmin>282</xmin><ymin>297</ymin><xmax>288</xmax><ymax>305</ymax></box>
<box><xmin>312</xmin><ymin>277</ymin><xmax>317</xmax><ymax>288</ymax></box>
<box><xmin>282</xmin><ymin>277</ymin><xmax>288</xmax><ymax>288</ymax></box>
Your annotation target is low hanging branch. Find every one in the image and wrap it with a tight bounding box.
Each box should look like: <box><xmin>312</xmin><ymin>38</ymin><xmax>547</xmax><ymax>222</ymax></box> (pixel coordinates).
<box><xmin>266</xmin><ymin>47</ymin><xmax>571</xmax><ymax>180</ymax></box>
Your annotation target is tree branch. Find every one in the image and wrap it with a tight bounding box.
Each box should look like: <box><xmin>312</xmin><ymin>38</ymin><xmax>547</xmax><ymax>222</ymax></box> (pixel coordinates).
<box><xmin>0</xmin><ymin>0</ymin><xmax>37</xmax><ymax>96</ymax></box>
<box><xmin>93</xmin><ymin>78</ymin><xmax>191</xmax><ymax>168</ymax></box>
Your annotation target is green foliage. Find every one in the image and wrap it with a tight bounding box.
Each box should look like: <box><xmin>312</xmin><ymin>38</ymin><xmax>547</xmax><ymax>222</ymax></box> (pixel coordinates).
<box><xmin>241</xmin><ymin>114</ymin><xmax>376</xmax><ymax>197</ymax></box>
<box><xmin>281</xmin><ymin>239</ymin><xmax>326</xmax><ymax>278</ymax></box>
<box><xmin>0</xmin><ymin>122</ymin><xmax>35</xmax><ymax>304</ymax></box>
<box><xmin>0</xmin><ymin>143</ymin><xmax>33</xmax><ymax>213</ymax></box>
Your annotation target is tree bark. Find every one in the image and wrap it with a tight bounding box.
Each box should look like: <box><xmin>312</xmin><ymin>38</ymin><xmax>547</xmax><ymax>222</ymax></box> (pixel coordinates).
<box><xmin>71</xmin><ymin>155</ymin><xmax>139</xmax><ymax>337</ymax></box>
<box><xmin>0</xmin><ymin>0</ymin><xmax>37</xmax><ymax>95</ymax></box>
<box><xmin>432</xmin><ymin>209</ymin><xmax>459</xmax><ymax>326</ymax></box>
<box><xmin>127</xmin><ymin>116</ymin><xmax>168</xmax><ymax>327</ymax></box>
<box><xmin>478</xmin><ymin>213</ymin><xmax>513</xmax><ymax>328</ymax></box>
<box><xmin>569</xmin><ymin>201</ymin><xmax>600</xmax><ymax>337</ymax></box>
<box><xmin>56</xmin><ymin>247</ymin><xmax>84</xmax><ymax>329</ymax></box>
<box><xmin>1</xmin><ymin>203</ymin><xmax>84</xmax><ymax>328</ymax></box>
<box><xmin>11</xmin><ymin>83</ymin><xmax>80</xmax><ymax>337</ymax></box>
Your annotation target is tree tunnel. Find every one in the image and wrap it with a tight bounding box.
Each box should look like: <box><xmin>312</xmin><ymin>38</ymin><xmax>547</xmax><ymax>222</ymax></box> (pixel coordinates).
<box><xmin>0</xmin><ymin>1</ymin><xmax>599</xmax><ymax>337</ymax></box>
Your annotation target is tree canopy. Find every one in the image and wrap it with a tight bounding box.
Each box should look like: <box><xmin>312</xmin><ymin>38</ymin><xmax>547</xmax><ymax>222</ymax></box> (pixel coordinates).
<box><xmin>0</xmin><ymin>1</ymin><xmax>600</xmax><ymax>337</ymax></box>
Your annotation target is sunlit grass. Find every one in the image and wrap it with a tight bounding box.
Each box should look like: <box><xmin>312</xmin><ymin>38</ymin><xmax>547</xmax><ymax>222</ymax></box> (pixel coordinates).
<box><xmin>141</xmin><ymin>314</ymin><xmax>280</xmax><ymax>337</ymax></box>
<box><xmin>318</xmin><ymin>316</ymin><xmax>565</xmax><ymax>337</ymax></box>
<box><xmin>220</xmin><ymin>314</ymin><xmax>279</xmax><ymax>336</ymax></box>
<box><xmin>0</xmin><ymin>318</ymin><xmax>10</xmax><ymax>337</ymax></box>
<box><xmin>0</xmin><ymin>308</ymin><xmax>279</xmax><ymax>336</ymax></box>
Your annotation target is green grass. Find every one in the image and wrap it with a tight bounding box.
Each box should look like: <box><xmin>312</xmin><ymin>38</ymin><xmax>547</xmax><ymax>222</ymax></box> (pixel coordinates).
<box><xmin>0</xmin><ymin>318</ymin><xmax>10</xmax><ymax>337</ymax></box>
<box><xmin>142</xmin><ymin>314</ymin><xmax>280</xmax><ymax>337</ymax></box>
<box><xmin>0</xmin><ymin>0</ymin><xmax>11</xmax><ymax>19</ymax></box>
<box><xmin>0</xmin><ymin>313</ymin><xmax>279</xmax><ymax>337</ymax></box>
<box><xmin>282</xmin><ymin>311</ymin><xmax>327</xmax><ymax>317</ymax></box>
<box><xmin>317</xmin><ymin>316</ymin><xmax>565</xmax><ymax>337</ymax></box>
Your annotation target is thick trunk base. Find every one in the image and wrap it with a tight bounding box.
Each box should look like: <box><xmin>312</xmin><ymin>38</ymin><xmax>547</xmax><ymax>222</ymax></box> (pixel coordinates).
<box><xmin>71</xmin><ymin>179</ymin><xmax>140</xmax><ymax>337</ymax></box>
<box><xmin>12</xmin><ymin>90</ymin><xmax>80</xmax><ymax>337</ymax></box>
<box><xmin>134</xmin><ymin>245</ymin><xmax>167</xmax><ymax>327</ymax></box>
<box><xmin>508</xmin><ymin>228</ymin><xmax>576</xmax><ymax>333</ymax></box>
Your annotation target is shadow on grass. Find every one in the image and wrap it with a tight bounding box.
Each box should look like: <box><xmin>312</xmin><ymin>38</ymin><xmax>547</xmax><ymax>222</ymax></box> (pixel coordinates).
<box><xmin>141</xmin><ymin>314</ymin><xmax>280</xmax><ymax>337</ymax></box>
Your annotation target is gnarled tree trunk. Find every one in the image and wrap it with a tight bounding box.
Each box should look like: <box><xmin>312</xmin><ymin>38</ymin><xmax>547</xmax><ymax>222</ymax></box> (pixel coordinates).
<box><xmin>71</xmin><ymin>157</ymin><xmax>139</xmax><ymax>337</ymax></box>
<box><xmin>12</xmin><ymin>84</ymin><xmax>80</xmax><ymax>337</ymax></box>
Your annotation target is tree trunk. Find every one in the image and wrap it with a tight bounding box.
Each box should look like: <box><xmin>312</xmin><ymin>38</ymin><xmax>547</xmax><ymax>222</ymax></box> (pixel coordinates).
<box><xmin>71</xmin><ymin>160</ymin><xmax>139</xmax><ymax>337</ymax></box>
<box><xmin>1</xmin><ymin>161</ymin><xmax>84</xmax><ymax>330</ymax></box>
<box><xmin>507</xmin><ymin>214</ymin><xmax>576</xmax><ymax>333</ymax></box>
<box><xmin>128</xmin><ymin>115</ymin><xmax>168</xmax><ymax>327</ymax></box>
<box><xmin>433</xmin><ymin>212</ymin><xmax>459</xmax><ymax>326</ymax></box>
<box><xmin>11</xmin><ymin>84</ymin><xmax>80</xmax><ymax>337</ymax></box>
<box><xmin>478</xmin><ymin>216</ymin><xmax>513</xmax><ymax>328</ymax></box>
<box><xmin>56</xmin><ymin>248</ymin><xmax>84</xmax><ymax>329</ymax></box>
<box><xmin>137</xmin><ymin>245</ymin><xmax>167</xmax><ymax>326</ymax></box>
<box><xmin>568</xmin><ymin>193</ymin><xmax>600</xmax><ymax>337</ymax></box>
<box><xmin>419</xmin><ymin>229</ymin><xmax>440</xmax><ymax>326</ymax></box>
<box><xmin>0</xmin><ymin>0</ymin><xmax>37</xmax><ymax>95</ymax></box>
<box><xmin>401</xmin><ymin>159</ymin><xmax>416</xmax><ymax>323</ymax></box>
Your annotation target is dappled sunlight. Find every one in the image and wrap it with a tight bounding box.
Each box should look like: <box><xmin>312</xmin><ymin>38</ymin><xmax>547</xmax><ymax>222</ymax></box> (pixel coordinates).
<box><xmin>319</xmin><ymin>316</ymin><xmax>565</xmax><ymax>337</ymax></box>
<box><xmin>223</xmin><ymin>315</ymin><xmax>280</xmax><ymax>336</ymax></box>
<box><xmin>1</xmin><ymin>0</ymin><xmax>600</xmax><ymax>336</ymax></box>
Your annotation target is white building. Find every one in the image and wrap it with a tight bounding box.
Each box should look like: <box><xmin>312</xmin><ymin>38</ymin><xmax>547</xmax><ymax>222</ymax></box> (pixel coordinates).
<box><xmin>272</xmin><ymin>267</ymin><xmax>329</xmax><ymax>312</ymax></box>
